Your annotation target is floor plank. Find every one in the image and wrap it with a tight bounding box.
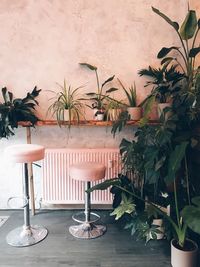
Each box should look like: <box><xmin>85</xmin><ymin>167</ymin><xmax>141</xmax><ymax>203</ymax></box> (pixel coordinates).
<box><xmin>0</xmin><ymin>210</ymin><xmax>172</xmax><ymax>267</ymax></box>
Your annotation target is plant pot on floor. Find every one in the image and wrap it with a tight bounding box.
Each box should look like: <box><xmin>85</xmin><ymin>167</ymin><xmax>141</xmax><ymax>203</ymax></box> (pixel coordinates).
<box><xmin>151</xmin><ymin>218</ymin><xmax>165</xmax><ymax>240</ymax></box>
<box><xmin>171</xmin><ymin>239</ymin><xmax>198</xmax><ymax>267</ymax></box>
<box><xmin>127</xmin><ymin>107</ymin><xmax>142</xmax><ymax>120</ymax></box>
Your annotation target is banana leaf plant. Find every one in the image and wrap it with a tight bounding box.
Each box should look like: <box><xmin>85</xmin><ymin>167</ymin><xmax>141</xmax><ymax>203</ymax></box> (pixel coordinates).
<box><xmin>0</xmin><ymin>86</ymin><xmax>41</xmax><ymax>138</ymax></box>
<box><xmin>79</xmin><ymin>63</ymin><xmax>118</xmax><ymax>110</ymax></box>
<box><xmin>151</xmin><ymin>7</ymin><xmax>200</xmax><ymax>119</ymax></box>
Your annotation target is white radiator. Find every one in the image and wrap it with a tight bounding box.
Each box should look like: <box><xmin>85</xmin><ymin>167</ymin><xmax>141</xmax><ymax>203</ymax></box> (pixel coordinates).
<box><xmin>42</xmin><ymin>148</ymin><xmax>121</xmax><ymax>204</ymax></box>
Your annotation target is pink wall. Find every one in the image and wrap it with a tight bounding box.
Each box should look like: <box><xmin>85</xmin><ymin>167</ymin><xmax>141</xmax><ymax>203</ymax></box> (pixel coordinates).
<box><xmin>0</xmin><ymin>0</ymin><xmax>189</xmax><ymax>119</ymax></box>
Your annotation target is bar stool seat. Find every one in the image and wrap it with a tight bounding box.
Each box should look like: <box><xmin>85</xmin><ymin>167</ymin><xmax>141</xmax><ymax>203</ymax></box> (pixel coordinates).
<box><xmin>5</xmin><ymin>144</ymin><xmax>48</xmax><ymax>247</ymax></box>
<box><xmin>69</xmin><ymin>162</ymin><xmax>106</xmax><ymax>239</ymax></box>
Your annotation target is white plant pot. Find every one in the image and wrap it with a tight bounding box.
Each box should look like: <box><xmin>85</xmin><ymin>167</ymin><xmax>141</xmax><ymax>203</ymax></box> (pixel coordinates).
<box><xmin>127</xmin><ymin>107</ymin><xmax>142</xmax><ymax>120</ymax></box>
<box><xmin>158</xmin><ymin>103</ymin><xmax>172</xmax><ymax>118</ymax></box>
<box><xmin>171</xmin><ymin>239</ymin><xmax>198</xmax><ymax>267</ymax></box>
<box><xmin>151</xmin><ymin>218</ymin><xmax>164</xmax><ymax>240</ymax></box>
<box><xmin>64</xmin><ymin>109</ymin><xmax>70</xmax><ymax>121</ymax></box>
<box><xmin>96</xmin><ymin>113</ymin><xmax>104</xmax><ymax>121</ymax></box>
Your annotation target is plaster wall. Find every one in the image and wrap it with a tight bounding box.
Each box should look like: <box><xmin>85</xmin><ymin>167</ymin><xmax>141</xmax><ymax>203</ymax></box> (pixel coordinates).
<box><xmin>0</xmin><ymin>0</ymin><xmax>191</xmax><ymax>208</ymax></box>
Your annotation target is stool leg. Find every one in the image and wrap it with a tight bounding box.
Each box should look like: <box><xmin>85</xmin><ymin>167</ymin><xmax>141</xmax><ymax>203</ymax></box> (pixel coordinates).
<box><xmin>24</xmin><ymin>163</ymin><xmax>30</xmax><ymax>228</ymax></box>
<box><xmin>6</xmin><ymin>163</ymin><xmax>48</xmax><ymax>247</ymax></box>
<box><xmin>85</xmin><ymin>182</ymin><xmax>90</xmax><ymax>222</ymax></box>
<box><xmin>69</xmin><ymin>181</ymin><xmax>107</xmax><ymax>239</ymax></box>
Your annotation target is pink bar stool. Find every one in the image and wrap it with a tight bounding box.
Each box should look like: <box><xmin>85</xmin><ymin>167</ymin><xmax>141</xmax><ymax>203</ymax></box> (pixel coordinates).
<box><xmin>69</xmin><ymin>162</ymin><xmax>106</xmax><ymax>239</ymax></box>
<box><xmin>5</xmin><ymin>144</ymin><xmax>48</xmax><ymax>247</ymax></box>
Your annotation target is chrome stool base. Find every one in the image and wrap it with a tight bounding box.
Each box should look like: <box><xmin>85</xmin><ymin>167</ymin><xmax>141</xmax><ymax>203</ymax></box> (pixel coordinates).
<box><xmin>6</xmin><ymin>225</ymin><xmax>48</xmax><ymax>247</ymax></box>
<box><xmin>69</xmin><ymin>223</ymin><xmax>106</xmax><ymax>239</ymax></box>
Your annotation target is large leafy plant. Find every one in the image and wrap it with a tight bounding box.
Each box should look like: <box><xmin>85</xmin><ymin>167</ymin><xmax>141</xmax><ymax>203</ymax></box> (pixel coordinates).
<box><xmin>79</xmin><ymin>63</ymin><xmax>118</xmax><ymax>110</ymax></box>
<box><xmin>0</xmin><ymin>86</ymin><xmax>41</xmax><ymax>138</ymax></box>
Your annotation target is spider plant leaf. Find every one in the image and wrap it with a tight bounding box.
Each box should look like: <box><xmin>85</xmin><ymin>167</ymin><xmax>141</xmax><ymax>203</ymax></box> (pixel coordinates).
<box><xmin>189</xmin><ymin>47</ymin><xmax>200</xmax><ymax>58</ymax></box>
<box><xmin>152</xmin><ymin>7</ymin><xmax>179</xmax><ymax>31</ymax></box>
<box><xmin>86</xmin><ymin>92</ymin><xmax>97</xmax><ymax>96</ymax></box>
<box><xmin>101</xmin><ymin>75</ymin><xmax>115</xmax><ymax>88</ymax></box>
<box><xmin>157</xmin><ymin>47</ymin><xmax>179</xmax><ymax>59</ymax></box>
<box><xmin>79</xmin><ymin>63</ymin><xmax>97</xmax><ymax>71</ymax></box>
<box><xmin>180</xmin><ymin>10</ymin><xmax>197</xmax><ymax>40</ymax></box>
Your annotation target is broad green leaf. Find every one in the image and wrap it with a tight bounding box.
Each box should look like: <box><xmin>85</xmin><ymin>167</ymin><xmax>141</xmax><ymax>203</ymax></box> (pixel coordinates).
<box><xmin>157</xmin><ymin>47</ymin><xmax>179</xmax><ymax>59</ymax></box>
<box><xmin>87</xmin><ymin>178</ymin><xmax>120</xmax><ymax>193</ymax></box>
<box><xmin>79</xmin><ymin>63</ymin><xmax>97</xmax><ymax>71</ymax></box>
<box><xmin>181</xmin><ymin>196</ymin><xmax>200</xmax><ymax>234</ymax></box>
<box><xmin>165</xmin><ymin>142</ymin><xmax>188</xmax><ymax>184</ymax></box>
<box><xmin>189</xmin><ymin>47</ymin><xmax>200</xmax><ymax>58</ymax></box>
<box><xmin>180</xmin><ymin>10</ymin><xmax>197</xmax><ymax>40</ymax></box>
<box><xmin>101</xmin><ymin>75</ymin><xmax>115</xmax><ymax>88</ymax></box>
<box><xmin>110</xmin><ymin>193</ymin><xmax>135</xmax><ymax>220</ymax></box>
<box><xmin>161</xmin><ymin>57</ymin><xmax>174</xmax><ymax>65</ymax></box>
<box><xmin>152</xmin><ymin>7</ymin><xmax>179</xmax><ymax>31</ymax></box>
<box><xmin>105</xmin><ymin>87</ymin><xmax>118</xmax><ymax>93</ymax></box>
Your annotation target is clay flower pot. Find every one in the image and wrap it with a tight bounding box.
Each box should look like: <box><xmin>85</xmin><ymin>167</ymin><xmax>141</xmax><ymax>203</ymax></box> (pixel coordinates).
<box><xmin>171</xmin><ymin>239</ymin><xmax>198</xmax><ymax>267</ymax></box>
<box><xmin>151</xmin><ymin>218</ymin><xmax>164</xmax><ymax>240</ymax></box>
<box><xmin>127</xmin><ymin>107</ymin><xmax>142</xmax><ymax>120</ymax></box>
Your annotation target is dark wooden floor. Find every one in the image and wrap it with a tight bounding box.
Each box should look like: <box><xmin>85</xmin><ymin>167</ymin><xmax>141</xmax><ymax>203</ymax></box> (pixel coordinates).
<box><xmin>0</xmin><ymin>210</ymin><xmax>172</xmax><ymax>267</ymax></box>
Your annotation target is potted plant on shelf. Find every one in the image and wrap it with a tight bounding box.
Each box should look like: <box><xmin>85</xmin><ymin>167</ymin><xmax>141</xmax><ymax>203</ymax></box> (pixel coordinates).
<box><xmin>47</xmin><ymin>79</ymin><xmax>85</xmax><ymax>126</ymax></box>
<box><xmin>79</xmin><ymin>63</ymin><xmax>118</xmax><ymax>121</ymax></box>
<box><xmin>118</xmin><ymin>79</ymin><xmax>142</xmax><ymax>120</ymax></box>
<box><xmin>0</xmin><ymin>86</ymin><xmax>41</xmax><ymax>139</ymax></box>
<box><xmin>138</xmin><ymin>64</ymin><xmax>185</xmax><ymax>119</ymax></box>
<box><xmin>105</xmin><ymin>97</ymin><xmax>125</xmax><ymax>122</ymax></box>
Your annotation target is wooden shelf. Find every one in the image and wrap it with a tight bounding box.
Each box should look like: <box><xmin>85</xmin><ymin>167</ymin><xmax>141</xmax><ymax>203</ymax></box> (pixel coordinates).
<box><xmin>19</xmin><ymin>120</ymin><xmax>159</xmax><ymax>127</ymax></box>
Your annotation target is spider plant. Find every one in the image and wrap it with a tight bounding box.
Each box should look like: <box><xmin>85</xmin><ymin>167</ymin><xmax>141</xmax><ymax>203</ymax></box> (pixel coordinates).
<box><xmin>118</xmin><ymin>78</ymin><xmax>137</xmax><ymax>107</ymax></box>
<box><xmin>47</xmin><ymin>80</ymin><xmax>84</xmax><ymax>126</ymax></box>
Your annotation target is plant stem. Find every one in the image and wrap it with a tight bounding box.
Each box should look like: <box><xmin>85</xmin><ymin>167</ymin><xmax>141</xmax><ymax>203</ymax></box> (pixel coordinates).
<box><xmin>95</xmin><ymin>69</ymin><xmax>100</xmax><ymax>95</ymax></box>
<box><xmin>184</xmin><ymin>155</ymin><xmax>191</xmax><ymax>205</ymax></box>
<box><xmin>173</xmin><ymin>179</ymin><xmax>181</xmax><ymax>229</ymax></box>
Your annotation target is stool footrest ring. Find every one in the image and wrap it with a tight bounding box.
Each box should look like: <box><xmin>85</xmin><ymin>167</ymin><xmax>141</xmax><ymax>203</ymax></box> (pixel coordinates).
<box><xmin>72</xmin><ymin>211</ymin><xmax>100</xmax><ymax>224</ymax></box>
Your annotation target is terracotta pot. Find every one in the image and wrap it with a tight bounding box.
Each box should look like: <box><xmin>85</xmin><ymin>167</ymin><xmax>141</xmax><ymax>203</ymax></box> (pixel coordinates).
<box><xmin>127</xmin><ymin>107</ymin><xmax>142</xmax><ymax>120</ymax></box>
<box><xmin>158</xmin><ymin>103</ymin><xmax>172</xmax><ymax>118</ymax></box>
<box><xmin>171</xmin><ymin>239</ymin><xmax>198</xmax><ymax>267</ymax></box>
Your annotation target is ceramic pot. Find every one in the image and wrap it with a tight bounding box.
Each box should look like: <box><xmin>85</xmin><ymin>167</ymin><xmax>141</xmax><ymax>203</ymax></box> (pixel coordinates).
<box><xmin>171</xmin><ymin>239</ymin><xmax>198</xmax><ymax>267</ymax></box>
<box><xmin>127</xmin><ymin>107</ymin><xmax>142</xmax><ymax>120</ymax></box>
<box><xmin>151</xmin><ymin>218</ymin><xmax>164</xmax><ymax>240</ymax></box>
<box><xmin>64</xmin><ymin>109</ymin><xmax>70</xmax><ymax>121</ymax></box>
<box><xmin>158</xmin><ymin>103</ymin><xmax>172</xmax><ymax>118</ymax></box>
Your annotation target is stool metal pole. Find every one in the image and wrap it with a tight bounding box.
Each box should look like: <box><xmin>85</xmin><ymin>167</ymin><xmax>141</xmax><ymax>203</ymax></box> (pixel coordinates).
<box><xmin>6</xmin><ymin>163</ymin><xmax>48</xmax><ymax>247</ymax></box>
<box><xmin>24</xmin><ymin>163</ymin><xmax>30</xmax><ymax>228</ymax></box>
<box><xmin>85</xmin><ymin>182</ymin><xmax>91</xmax><ymax>222</ymax></box>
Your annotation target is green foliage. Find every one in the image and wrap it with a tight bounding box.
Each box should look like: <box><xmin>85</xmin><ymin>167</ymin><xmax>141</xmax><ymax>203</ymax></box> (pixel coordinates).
<box><xmin>110</xmin><ymin>193</ymin><xmax>135</xmax><ymax>220</ymax></box>
<box><xmin>47</xmin><ymin>80</ymin><xmax>84</xmax><ymax>126</ymax></box>
<box><xmin>79</xmin><ymin>63</ymin><xmax>118</xmax><ymax>110</ymax></box>
<box><xmin>0</xmin><ymin>86</ymin><xmax>41</xmax><ymax>138</ymax></box>
<box><xmin>118</xmin><ymin>79</ymin><xmax>137</xmax><ymax>107</ymax></box>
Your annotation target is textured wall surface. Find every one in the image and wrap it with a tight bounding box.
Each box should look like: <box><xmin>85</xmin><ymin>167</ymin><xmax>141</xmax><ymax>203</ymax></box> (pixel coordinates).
<box><xmin>0</xmin><ymin>0</ymin><xmax>193</xmax><ymax>208</ymax></box>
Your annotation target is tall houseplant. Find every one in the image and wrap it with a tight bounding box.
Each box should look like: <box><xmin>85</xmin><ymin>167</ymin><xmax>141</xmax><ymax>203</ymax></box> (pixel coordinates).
<box><xmin>0</xmin><ymin>86</ymin><xmax>41</xmax><ymax>138</ymax></box>
<box><xmin>79</xmin><ymin>63</ymin><xmax>118</xmax><ymax>120</ymax></box>
<box><xmin>47</xmin><ymin>80</ymin><xmax>84</xmax><ymax>126</ymax></box>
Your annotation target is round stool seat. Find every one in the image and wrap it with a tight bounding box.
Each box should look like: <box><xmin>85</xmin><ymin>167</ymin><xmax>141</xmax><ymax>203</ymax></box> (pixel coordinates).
<box><xmin>5</xmin><ymin>144</ymin><xmax>45</xmax><ymax>163</ymax></box>
<box><xmin>70</xmin><ymin>162</ymin><xmax>106</xmax><ymax>182</ymax></box>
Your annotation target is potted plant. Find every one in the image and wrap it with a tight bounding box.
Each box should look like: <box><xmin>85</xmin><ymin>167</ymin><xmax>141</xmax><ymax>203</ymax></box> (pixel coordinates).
<box><xmin>0</xmin><ymin>86</ymin><xmax>41</xmax><ymax>139</ymax></box>
<box><xmin>105</xmin><ymin>97</ymin><xmax>125</xmax><ymax>121</ymax></box>
<box><xmin>138</xmin><ymin>64</ymin><xmax>185</xmax><ymax>119</ymax></box>
<box><xmin>47</xmin><ymin>80</ymin><xmax>85</xmax><ymax>126</ymax></box>
<box><xmin>118</xmin><ymin>79</ymin><xmax>142</xmax><ymax>120</ymax></box>
<box><xmin>79</xmin><ymin>63</ymin><xmax>118</xmax><ymax>121</ymax></box>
